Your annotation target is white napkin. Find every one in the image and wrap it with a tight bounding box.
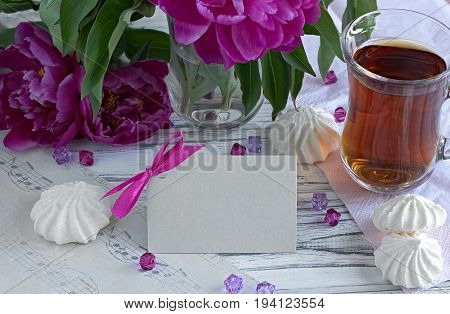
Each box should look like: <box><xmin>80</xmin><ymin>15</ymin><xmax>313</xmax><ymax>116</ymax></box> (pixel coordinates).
<box><xmin>284</xmin><ymin>0</ymin><xmax>450</xmax><ymax>293</ymax></box>
<box><xmin>318</xmin><ymin>152</ymin><xmax>450</xmax><ymax>292</ymax></box>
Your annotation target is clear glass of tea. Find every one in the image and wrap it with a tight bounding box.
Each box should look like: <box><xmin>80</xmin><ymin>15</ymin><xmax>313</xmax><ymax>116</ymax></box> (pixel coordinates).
<box><xmin>341</xmin><ymin>9</ymin><xmax>450</xmax><ymax>193</ymax></box>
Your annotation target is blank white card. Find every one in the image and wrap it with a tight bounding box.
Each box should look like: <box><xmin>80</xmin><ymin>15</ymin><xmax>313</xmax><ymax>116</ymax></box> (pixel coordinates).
<box><xmin>147</xmin><ymin>153</ymin><xmax>297</xmax><ymax>253</ymax></box>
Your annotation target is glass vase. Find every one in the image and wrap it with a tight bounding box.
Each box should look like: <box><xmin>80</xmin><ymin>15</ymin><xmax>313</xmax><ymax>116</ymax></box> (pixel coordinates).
<box><xmin>165</xmin><ymin>20</ymin><xmax>264</xmax><ymax>129</ymax></box>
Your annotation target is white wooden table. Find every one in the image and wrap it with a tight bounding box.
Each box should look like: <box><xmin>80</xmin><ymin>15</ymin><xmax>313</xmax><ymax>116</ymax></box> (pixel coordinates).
<box><xmin>4</xmin><ymin>4</ymin><xmax>450</xmax><ymax>294</ymax></box>
<box><xmin>66</xmin><ymin>99</ymin><xmax>450</xmax><ymax>294</ymax></box>
<box><xmin>66</xmin><ymin>8</ymin><xmax>450</xmax><ymax>294</ymax></box>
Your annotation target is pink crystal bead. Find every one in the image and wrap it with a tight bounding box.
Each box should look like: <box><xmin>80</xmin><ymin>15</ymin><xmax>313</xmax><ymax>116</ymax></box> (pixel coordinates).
<box><xmin>312</xmin><ymin>192</ymin><xmax>328</xmax><ymax>211</ymax></box>
<box><xmin>324</xmin><ymin>208</ymin><xmax>341</xmax><ymax>227</ymax></box>
<box><xmin>53</xmin><ymin>147</ymin><xmax>71</xmax><ymax>165</ymax></box>
<box><xmin>256</xmin><ymin>281</ymin><xmax>276</xmax><ymax>294</ymax></box>
<box><xmin>334</xmin><ymin>107</ymin><xmax>347</xmax><ymax>123</ymax></box>
<box><xmin>79</xmin><ymin>150</ymin><xmax>94</xmax><ymax>167</ymax></box>
<box><xmin>230</xmin><ymin>143</ymin><xmax>246</xmax><ymax>156</ymax></box>
<box><xmin>324</xmin><ymin>70</ymin><xmax>338</xmax><ymax>85</ymax></box>
<box><xmin>139</xmin><ymin>252</ymin><xmax>156</xmax><ymax>271</ymax></box>
<box><xmin>224</xmin><ymin>274</ymin><xmax>243</xmax><ymax>294</ymax></box>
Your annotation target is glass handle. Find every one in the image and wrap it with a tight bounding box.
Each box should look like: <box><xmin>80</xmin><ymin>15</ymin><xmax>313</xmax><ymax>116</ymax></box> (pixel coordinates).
<box><xmin>440</xmin><ymin>137</ymin><xmax>449</xmax><ymax>161</ymax></box>
<box><xmin>446</xmin><ymin>85</ymin><xmax>450</xmax><ymax>160</ymax></box>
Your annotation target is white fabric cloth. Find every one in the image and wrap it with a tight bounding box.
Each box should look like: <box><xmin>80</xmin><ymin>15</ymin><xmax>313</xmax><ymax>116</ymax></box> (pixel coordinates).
<box><xmin>292</xmin><ymin>0</ymin><xmax>450</xmax><ymax>291</ymax></box>
<box><xmin>319</xmin><ymin>152</ymin><xmax>449</xmax><ymax>292</ymax></box>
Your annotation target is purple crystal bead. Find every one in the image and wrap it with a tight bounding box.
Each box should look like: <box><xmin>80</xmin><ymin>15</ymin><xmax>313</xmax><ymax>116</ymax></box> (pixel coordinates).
<box><xmin>256</xmin><ymin>281</ymin><xmax>276</xmax><ymax>294</ymax></box>
<box><xmin>224</xmin><ymin>274</ymin><xmax>243</xmax><ymax>294</ymax></box>
<box><xmin>79</xmin><ymin>150</ymin><xmax>94</xmax><ymax>167</ymax></box>
<box><xmin>312</xmin><ymin>192</ymin><xmax>328</xmax><ymax>211</ymax></box>
<box><xmin>140</xmin><ymin>252</ymin><xmax>156</xmax><ymax>271</ymax></box>
<box><xmin>248</xmin><ymin>136</ymin><xmax>262</xmax><ymax>154</ymax></box>
<box><xmin>204</xmin><ymin>111</ymin><xmax>217</xmax><ymax>121</ymax></box>
<box><xmin>324</xmin><ymin>70</ymin><xmax>338</xmax><ymax>85</ymax></box>
<box><xmin>334</xmin><ymin>107</ymin><xmax>347</xmax><ymax>123</ymax></box>
<box><xmin>230</xmin><ymin>143</ymin><xmax>246</xmax><ymax>156</ymax></box>
<box><xmin>324</xmin><ymin>208</ymin><xmax>341</xmax><ymax>227</ymax></box>
<box><xmin>53</xmin><ymin>147</ymin><xmax>71</xmax><ymax>165</ymax></box>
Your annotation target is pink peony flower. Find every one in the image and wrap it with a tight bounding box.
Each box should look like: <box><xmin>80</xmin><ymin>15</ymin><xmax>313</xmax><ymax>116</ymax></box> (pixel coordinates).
<box><xmin>80</xmin><ymin>60</ymin><xmax>173</xmax><ymax>145</ymax></box>
<box><xmin>0</xmin><ymin>23</ymin><xmax>85</xmax><ymax>151</ymax></box>
<box><xmin>151</xmin><ymin>0</ymin><xmax>321</xmax><ymax>68</ymax></box>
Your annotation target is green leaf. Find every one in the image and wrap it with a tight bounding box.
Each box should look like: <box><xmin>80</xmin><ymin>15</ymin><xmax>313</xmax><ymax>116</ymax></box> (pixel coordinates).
<box><xmin>124</xmin><ymin>28</ymin><xmax>170</xmax><ymax>62</ymax></box>
<box><xmin>60</xmin><ymin>0</ymin><xmax>99</xmax><ymax>55</ymax></box>
<box><xmin>318</xmin><ymin>36</ymin><xmax>335</xmax><ymax>79</ymax></box>
<box><xmin>342</xmin><ymin>0</ymin><xmax>378</xmax><ymax>31</ymax></box>
<box><xmin>110</xmin><ymin>34</ymin><xmax>127</xmax><ymax>67</ymax></box>
<box><xmin>76</xmin><ymin>19</ymin><xmax>94</xmax><ymax>63</ymax></box>
<box><xmin>200</xmin><ymin>63</ymin><xmax>239</xmax><ymax>110</ymax></box>
<box><xmin>306</xmin><ymin>4</ymin><xmax>343</xmax><ymax>61</ymax></box>
<box><xmin>303</xmin><ymin>24</ymin><xmax>320</xmax><ymax>36</ymax></box>
<box><xmin>0</xmin><ymin>0</ymin><xmax>37</xmax><ymax>13</ymax></box>
<box><xmin>281</xmin><ymin>45</ymin><xmax>316</xmax><ymax>77</ymax></box>
<box><xmin>81</xmin><ymin>0</ymin><xmax>136</xmax><ymax>117</ymax></box>
<box><xmin>290</xmin><ymin>69</ymin><xmax>304</xmax><ymax>107</ymax></box>
<box><xmin>188</xmin><ymin>79</ymin><xmax>217</xmax><ymax>104</ymax></box>
<box><xmin>169</xmin><ymin>47</ymin><xmax>190</xmax><ymax>114</ymax></box>
<box><xmin>321</xmin><ymin>0</ymin><xmax>334</xmax><ymax>8</ymax></box>
<box><xmin>39</xmin><ymin>0</ymin><xmax>63</xmax><ymax>52</ymax></box>
<box><xmin>236</xmin><ymin>61</ymin><xmax>262</xmax><ymax>115</ymax></box>
<box><xmin>0</xmin><ymin>27</ymin><xmax>15</xmax><ymax>48</ymax></box>
<box><xmin>79</xmin><ymin>0</ymin><xmax>103</xmax><ymax>30</ymax></box>
<box><xmin>262</xmin><ymin>51</ymin><xmax>290</xmax><ymax>120</ymax></box>
<box><xmin>133</xmin><ymin>1</ymin><xmax>155</xmax><ymax>18</ymax></box>
<box><xmin>76</xmin><ymin>1</ymin><xmax>103</xmax><ymax>62</ymax></box>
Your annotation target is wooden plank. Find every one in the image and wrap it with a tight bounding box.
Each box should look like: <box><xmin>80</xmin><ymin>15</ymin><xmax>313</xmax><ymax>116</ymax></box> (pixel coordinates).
<box><xmin>24</xmin><ymin>10</ymin><xmax>450</xmax><ymax>294</ymax></box>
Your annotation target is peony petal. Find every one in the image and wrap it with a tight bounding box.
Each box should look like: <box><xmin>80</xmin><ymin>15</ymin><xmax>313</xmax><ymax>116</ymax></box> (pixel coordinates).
<box><xmin>231</xmin><ymin>20</ymin><xmax>266</xmax><ymax>60</ymax></box>
<box><xmin>0</xmin><ymin>46</ymin><xmax>40</xmax><ymax>71</ymax></box>
<box><xmin>194</xmin><ymin>26</ymin><xmax>225</xmax><ymax>64</ymax></box>
<box><xmin>25</xmin><ymin>36</ymin><xmax>65</xmax><ymax>67</ymax></box>
<box><xmin>0</xmin><ymin>114</ymin><xmax>5</xmax><ymax>130</ymax></box>
<box><xmin>15</xmin><ymin>23</ymin><xmax>53</xmax><ymax>47</ymax></box>
<box><xmin>277</xmin><ymin>37</ymin><xmax>302</xmax><ymax>52</ymax></box>
<box><xmin>137</xmin><ymin>60</ymin><xmax>169</xmax><ymax>79</ymax></box>
<box><xmin>216</xmin><ymin>24</ymin><xmax>246</xmax><ymax>64</ymax></box>
<box><xmin>303</xmin><ymin>5</ymin><xmax>321</xmax><ymax>24</ymax></box>
<box><xmin>3</xmin><ymin>126</ymin><xmax>39</xmax><ymax>151</ymax></box>
<box><xmin>232</xmin><ymin>0</ymin><xmax>244</xmax><ymax>14</ymax></box>
<box><xmin>220</xmin><ymin>47</ymin><xmax>237</xmax><ymax>70</ymax></box>
<box><xmin>55</xmin><ymin>73</ymin><xmax>78</xmax><ymax>123</ymax></box>
<box><xmin>55</xmin><ymin>120</ymin><xmax>81</xmax><ymax>147</ymax></box>
<box><xmin>81</xmin><ymin>60</ymin><xmax>172</xmax><ymax>146</ymax></box>
<box><xmin>0</xmin><ymin>74</ymin><xmax>6</xmax><ymax>130</ymax></box>
<box><xmin>174</xmin><ymin>20</ymin><xmax>211</xmax><ymax>45</ymax></box>
<box><xmin>259</xmin><ymin>20</ymin><xmax>284</xmax><ymax>49</ymax></box>
<box><xmin>197</xmin><ymin>0</ymin><xmax>245</xmax><ymax>25</ymax></box>
<box><xmin>301</xmin><ymin>0</ymin><xmax>320</xmax><ymax>10</ymax></box>
<box><xmin>159</xmin><ymin>0</ymin><xmax>210</xmax><ymax>25</ymax></box>
<box><xmin>198</xmin><ymin>0</ymin><xmax>227</xmax><ymax>7</ymax></box>
<box><xmin>275</xmin><ymin>0</ymin><xmax>299</xmax><ymax>21</ymax></box>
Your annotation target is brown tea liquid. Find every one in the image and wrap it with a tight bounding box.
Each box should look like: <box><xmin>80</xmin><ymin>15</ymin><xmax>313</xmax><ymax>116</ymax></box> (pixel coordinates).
<box><xmin>342</xmin><ymin>40</ymin><xmax>447</xmax><ymax>190</ymax></box>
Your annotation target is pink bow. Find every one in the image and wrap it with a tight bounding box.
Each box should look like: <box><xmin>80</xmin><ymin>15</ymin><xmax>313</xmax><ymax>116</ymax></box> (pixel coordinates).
<box><xmin>103</xmin><ymin>131</ymin><xmax>204</xmax><ymax>219</ymax></box>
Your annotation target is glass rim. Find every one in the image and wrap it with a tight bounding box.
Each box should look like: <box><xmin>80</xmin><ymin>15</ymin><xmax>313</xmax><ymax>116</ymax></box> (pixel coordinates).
<box><xmin>342</xmin><ymin>8</ymin><xmax>450</xmax><ymax>86</ymax></box>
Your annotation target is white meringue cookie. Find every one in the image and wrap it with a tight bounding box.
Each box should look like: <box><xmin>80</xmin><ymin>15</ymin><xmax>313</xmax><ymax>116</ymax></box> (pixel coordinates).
<box><xmin>269</xmin><ymin>106</ymin><xmax>340</xmax><ymax>164</ymax></box>
<box><xmin>31</xmin><ymin>181</ymin><xmax>112</xmax><ymax>245</ymax></box>
<box><xmin>372</xmin><ymin>194</ymin><xmax>447</xmax><ymax>233</ymax></box>
<box><xmin>374</xmin><ymin>233</ymin><xmax>443</xmax><ymax>288</ymax></box>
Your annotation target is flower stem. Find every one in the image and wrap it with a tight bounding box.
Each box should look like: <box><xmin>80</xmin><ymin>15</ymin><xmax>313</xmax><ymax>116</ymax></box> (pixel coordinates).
<box><xmin>180</xmin><ymin>80</ymin><xmax>190</xmax><ymax>115</ymax></box>
<box><xmin>221</xmin><ymin>89</ymin><xmax>233</xmax><ymax>112</ymax></box>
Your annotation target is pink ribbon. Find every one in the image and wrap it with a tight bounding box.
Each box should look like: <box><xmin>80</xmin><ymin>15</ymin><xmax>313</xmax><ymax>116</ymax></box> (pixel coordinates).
<box><xmin>103</xmin><ymin>131</ymin><xmax>204</xmax><ymax>219</ymax></box>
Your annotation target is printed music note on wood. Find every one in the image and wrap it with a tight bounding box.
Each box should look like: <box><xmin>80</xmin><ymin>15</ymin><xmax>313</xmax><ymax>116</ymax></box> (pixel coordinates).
<box><xmin>0</xmin><ymin>151</ymin><xmax>54</xmax><ymax>192</ymax></box>
<box><xmin>0</xmin><ymin>147</ymin><xmax>256</xmax><ymax>294</ymax></box>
